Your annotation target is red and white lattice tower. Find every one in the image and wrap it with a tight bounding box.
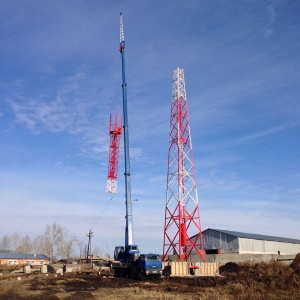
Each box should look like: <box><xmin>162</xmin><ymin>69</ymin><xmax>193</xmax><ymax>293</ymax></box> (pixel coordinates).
<box><xmin>106</xmin><ymin>113</ymin><xmax>123</xmax><ymax>193</ymax></box>
<box><xmin>163</xmin><ymin>67</ymin><xmax>205</xmax><ymax>262</ymax></box>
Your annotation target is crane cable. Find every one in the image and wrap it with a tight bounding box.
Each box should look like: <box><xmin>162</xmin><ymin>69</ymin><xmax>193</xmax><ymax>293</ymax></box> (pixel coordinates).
<box><xmin>90</xmin><ymin>193</ymin><xmax>116</xmax><ymax>231</ymax></box>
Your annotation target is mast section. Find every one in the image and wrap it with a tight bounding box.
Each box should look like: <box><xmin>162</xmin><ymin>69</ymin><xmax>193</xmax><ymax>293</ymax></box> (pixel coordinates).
<box><xmin>106</xmin><ymin>114</ymin><xmax>123</xmax><ymax>194</ymax></box>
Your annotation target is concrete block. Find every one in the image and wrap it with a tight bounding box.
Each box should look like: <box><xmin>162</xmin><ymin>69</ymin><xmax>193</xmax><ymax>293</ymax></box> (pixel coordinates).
<box><xmin>41</xmin><ymin>265</ymin><xmax>48</xmax><ymax>274</ymax></box>
<box><xmin>24</xmin><ymin>265</ymin><xmax>31</xmax><ymax>274</ymax></box>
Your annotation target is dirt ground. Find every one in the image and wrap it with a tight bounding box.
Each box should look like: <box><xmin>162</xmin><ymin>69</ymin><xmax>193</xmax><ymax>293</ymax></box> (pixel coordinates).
<box><xmin>0</xmin><ymin>262</ymin><xmax>299</xmax><ymax>300</ymax></box>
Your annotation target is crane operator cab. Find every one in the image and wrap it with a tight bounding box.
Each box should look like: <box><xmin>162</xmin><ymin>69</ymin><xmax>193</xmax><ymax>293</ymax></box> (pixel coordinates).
<box><xmin>114</xmin><ymin>245</ymin><xmax>140</xmax><ymax>262</ymax></box>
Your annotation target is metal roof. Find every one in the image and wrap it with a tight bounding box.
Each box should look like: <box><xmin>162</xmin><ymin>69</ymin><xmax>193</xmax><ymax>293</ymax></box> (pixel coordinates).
<box><xmin>204</xmin><ymin>228</ymin><xmax>300</xmax><ymax>244</ymax></box>
<box><xmin>0</xmin><ymin>252</ymin><xmax>49</xmax><ymax>259</ymax></box>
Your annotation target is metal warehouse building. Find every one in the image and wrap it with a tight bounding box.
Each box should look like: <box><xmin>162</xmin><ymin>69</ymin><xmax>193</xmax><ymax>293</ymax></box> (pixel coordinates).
<box><xmin>200</xmin><ymin>228</ymin><xmax>300</xmax><ymax>255</ymax></box>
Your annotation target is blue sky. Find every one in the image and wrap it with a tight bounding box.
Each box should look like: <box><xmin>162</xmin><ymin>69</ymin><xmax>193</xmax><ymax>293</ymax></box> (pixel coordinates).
<box><xmin>1</xmin><ymin>0</ymin><xmax>299</xmax><ymax>256</ymax></box>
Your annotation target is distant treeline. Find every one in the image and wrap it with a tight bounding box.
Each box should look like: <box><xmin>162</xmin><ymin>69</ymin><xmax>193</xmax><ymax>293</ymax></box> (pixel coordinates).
<box><xmin>0</xmin><ymin>223</ymin><xmax>80</xmax><ymax>262</ymax></box>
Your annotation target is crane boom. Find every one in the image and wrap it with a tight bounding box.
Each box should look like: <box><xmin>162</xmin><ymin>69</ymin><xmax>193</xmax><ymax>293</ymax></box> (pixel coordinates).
<box><xmin>120</xmin><ymin>13</ymin><xmax>133</xmax><ymax>247</ymax></box>
<box><xmin>112</xmin><ymin>14</ymin><xmax>161</xmax><ymax>276</ymax></box>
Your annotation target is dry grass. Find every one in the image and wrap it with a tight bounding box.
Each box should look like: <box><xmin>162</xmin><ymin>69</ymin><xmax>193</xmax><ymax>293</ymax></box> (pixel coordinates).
<box><xmin>0</xmin><ymin>262</ymin><xmax>299</xmax><ymax>299</ymax></box>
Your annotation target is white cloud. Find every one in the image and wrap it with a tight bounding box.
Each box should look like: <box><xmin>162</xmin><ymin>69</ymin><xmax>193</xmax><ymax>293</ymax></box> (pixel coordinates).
<box><xmin>9</xmin><ymin>70</ymin><xmax>93</xmax><ymax>132</ymax></box>
<box><xmin>201</xmin><ymin>208</ymin><xmax>300</xmax><ymax>240</ymax></box>
<box><xmin>200</xmin><ymin>121</ymin><xmax>300</xmax><ymax>153</ymax></box>
<box><xmin>6</xmin><ymin>68</ymin><xmax>115</xmax><ymax>159</ymax></box>
<box><xmin>264</xmin><ymin>5</ymin><xmax>276</xmax><ymax>37</ymax></box>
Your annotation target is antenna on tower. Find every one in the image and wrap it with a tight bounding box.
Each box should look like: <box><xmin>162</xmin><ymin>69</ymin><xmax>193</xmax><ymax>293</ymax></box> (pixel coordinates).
<box><xmin>107</xmin><ymin>113</ymin><xmax>123</xmax><ymax>193</ymax></box>
<box><xmin>163</xmin><ymin>67</ymin><xmax>205</xmax><ymax>262</ymax></box>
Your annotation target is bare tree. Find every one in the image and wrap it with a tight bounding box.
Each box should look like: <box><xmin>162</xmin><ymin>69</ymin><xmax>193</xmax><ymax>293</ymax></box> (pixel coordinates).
<box><xmin>57</xmin><ymin>228</ymin><xmax>78</xmax><ymax>260</ymax></box>
<box><xmin>44</xmin><ymin>223</ymin><xmax>63</xmax><ymax>262</ymax></box>
<box><xmin>93</xmin><ymin>246</ymin><xmax>102</xmax><ymax>257</ymax></box>
<box><xmin>76</xmin><ymin>241</ymin><xmax>85</xmax><ymax>260</ymax></box>
<box><xmin>31</xmin><ymin>235</ymin><xmax>44</xmax><ymax>254</ymax></box>
<box><xmin>0</xmin><ymin>223</ymin><xmax>79</xmax><ymax>261</ymax></box>
<box><xmin>39</xmin><ymin>235</ymin><xmax>52</xmax><ymax>259</ymax></box>
<box><xmin>10</xmin><ymin>232</ymin><xmax>21</xmax><ymax>250</ymax></box>
<box><xmin>81</xmin><ymin>244</ymin><xmax>88</xmax><ymax>260</ymax></box>
<box><xmin>0</xmin><ymin>235</ymin><xmax>11</xmax><ymax>251</ymax></box>
<box><xmin>16</xmin><ymin>235</ymin><xmax>32</xmax><ymax>253</ymax></box>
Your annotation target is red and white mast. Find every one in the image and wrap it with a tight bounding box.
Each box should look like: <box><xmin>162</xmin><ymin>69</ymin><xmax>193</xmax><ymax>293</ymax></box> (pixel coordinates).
<box><xmin>106</xmin><ymin>113</ymin><xmax>123</xmax><ymax>193</ymax></box>
<box><xmin>163</xmin><ymin>67</ymin><xmax>205</xmax><ymax>262</ymax></box>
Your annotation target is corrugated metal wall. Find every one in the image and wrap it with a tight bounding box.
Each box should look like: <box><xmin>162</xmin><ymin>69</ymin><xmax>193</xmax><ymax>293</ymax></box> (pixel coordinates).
<box><xmin>196</xmin><ymin>229</ymin><xmax>300</xmax><ymax>254</ymax></box>
<box><xmin>202</xmin><ymin>229</ymin><xmax>239</xmax><ymax>251</ymax></box>
<box><xmin>239</xmin><ymin>238</ymin><xmax>300</xmax><ymax>254</ymax></box>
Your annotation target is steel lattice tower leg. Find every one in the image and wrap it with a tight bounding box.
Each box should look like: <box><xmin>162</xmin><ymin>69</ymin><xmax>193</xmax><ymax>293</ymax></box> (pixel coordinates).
<box><xmin>163</xmin><ymin>67</ymin><xmax>205</xmax><ymax>262</ymax></box>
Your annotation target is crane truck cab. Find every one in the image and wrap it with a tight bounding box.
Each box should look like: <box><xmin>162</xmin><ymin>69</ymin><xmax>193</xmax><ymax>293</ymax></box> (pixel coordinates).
<box><xmin>114</xmin><ymin>245</ymin><xmax>140</xmax><ymax>262</ymax></box>
<box><xmin>112</xmin><ymin>245</ymin><xmax>140</xmax><ymax>277</ymax></box>
<box><xmin>137</xmin><ymin>253</ymin><xmax>162</xmax><ymax>279</ymax></box>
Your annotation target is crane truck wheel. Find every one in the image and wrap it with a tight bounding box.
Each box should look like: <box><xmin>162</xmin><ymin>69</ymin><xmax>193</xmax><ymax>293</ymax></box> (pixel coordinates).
<box><xmin>138</xmin><ymin>270</ymin><xmax>145</xmax><ymax>281</ymax></box>
<box><xmin>119</xmin><ymin>269</ymin><xmax>124</xmax><ymax>277</ymax></box>
<box><xmin>114</xmin><ymin>268</ymin><xmax>121</xmax><ymax>277</ymax></box>
<box><xmin>129</xmin><ymin>269</ymin><xmax>137</xmax><ymax>280</ymax></box>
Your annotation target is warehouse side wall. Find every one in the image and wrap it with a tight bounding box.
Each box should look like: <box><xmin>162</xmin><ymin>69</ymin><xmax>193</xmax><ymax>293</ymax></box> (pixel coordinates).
<box><xmin>204</xmin><ymin>253</ymin><xmax>296</xmax><ymax>266</ymax></box>
<box><xmin>239</xmin><ymin>238</ymin><xmax>300</xmax><ymax>255</ymax></box>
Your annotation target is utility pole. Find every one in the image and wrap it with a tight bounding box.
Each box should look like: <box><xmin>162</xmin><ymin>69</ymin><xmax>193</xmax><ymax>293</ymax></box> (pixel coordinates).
<box><xmin>86</xmin><ymin>229</ymin><xmax>93</xmax><ymax>265</ymax></box>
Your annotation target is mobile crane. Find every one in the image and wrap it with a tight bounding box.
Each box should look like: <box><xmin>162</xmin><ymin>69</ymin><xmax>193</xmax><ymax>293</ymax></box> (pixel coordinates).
<box><xmin>110</xmin><ymin>13</ymin><xmax>162</xmax><ymax>280</ymax></box>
